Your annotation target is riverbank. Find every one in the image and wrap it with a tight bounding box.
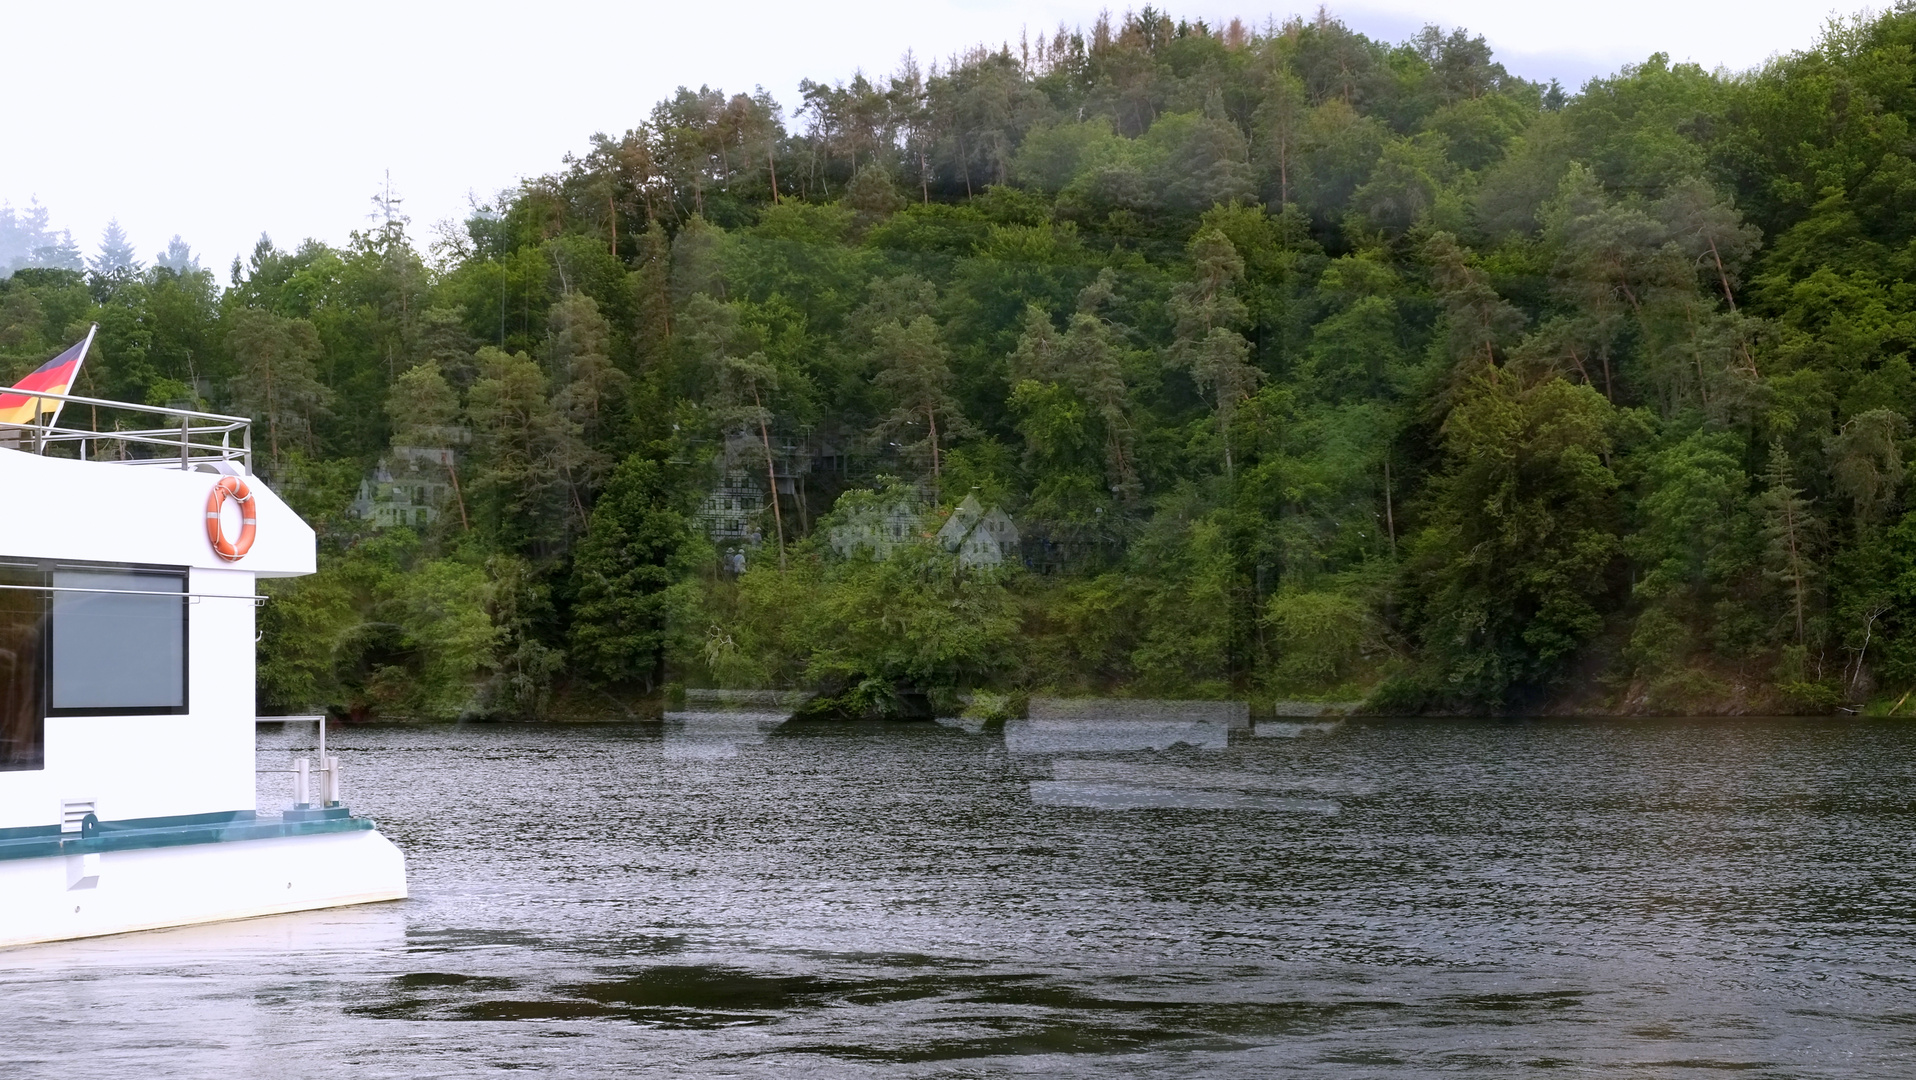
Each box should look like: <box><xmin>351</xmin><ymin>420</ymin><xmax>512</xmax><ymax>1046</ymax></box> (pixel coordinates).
<box><xmin>398</xmin><ymin>679</ymin><xmax>1872</xmax><ymax>725</ymax></box>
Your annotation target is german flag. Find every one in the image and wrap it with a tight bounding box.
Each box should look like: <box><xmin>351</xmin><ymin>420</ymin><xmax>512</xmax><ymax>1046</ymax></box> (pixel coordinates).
<box><xmin>0</xmin><ymin>327</ymin><xmax>95</xmax><ymax>427</ymax></box>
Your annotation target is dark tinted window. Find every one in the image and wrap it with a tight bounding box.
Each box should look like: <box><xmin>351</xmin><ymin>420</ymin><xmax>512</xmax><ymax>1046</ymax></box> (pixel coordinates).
<box><xmin>0</xmin><ymin>562</ymin><xmax>44</xmax><ymax>771</ymax></box>
<box><xmin>49</xmin><ymin>567</ymin><xmax>187</xmax><ymax>714</ymax></box>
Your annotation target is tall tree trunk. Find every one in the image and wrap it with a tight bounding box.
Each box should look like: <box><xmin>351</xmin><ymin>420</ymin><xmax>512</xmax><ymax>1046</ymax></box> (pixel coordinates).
<box><xmin>1708</xmin><ymin>236</ymin><xmax>1736</xmax><ymax>310</ymax></box>
<box><xmin>927</xmin><ymin>408</ymin><xmax>941</xmax><ymax>502</ymax></box>
<box><xmin>1383</xmin><ymin>455</ymin><xmax>1396</xmax><ymax>557</ymax></box>
<box><xmin>1566</xmin><ymin>345</ymin><xmax>1594</xmax><ymax>390</ymax></box>
<box><xmin>1685</xmin><ymin>301</ymin><xmax>1711</xmax><ymax>408</ymax></box>
<box><xmin>264</xmin><ymin>361</ymin><xmax>279</xmax><ymax>471</ymax></box>
<box><xmin>1278</xmin><ymin>136</ymin><xmax>1289</xmax><ymax>205</ymax></box>
<box><xmin>753</xmin><ymin>386</ymin><xmax>786</xmax><ymax>569</ymax></box>
<box><xmin>444</xmin><ymin>450</ymin><xmax>470</xmax><ymax>531</ymax></box>
<box><xmin>1221</xmin><ymin>409</ymin><xmax>1234</xmax><ymax>481</ymax></box>
<box><xmin>1781</xmin><ymin>497</ymin><xmax>1807</xmax><ymax>643</ymax></box>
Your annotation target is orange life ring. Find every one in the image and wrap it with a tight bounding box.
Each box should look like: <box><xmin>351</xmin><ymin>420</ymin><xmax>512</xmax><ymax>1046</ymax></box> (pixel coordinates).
<box><xmin>205</xmin><ymin>476</ymin><xmax>257</xmax><ymax>562</ymax></box>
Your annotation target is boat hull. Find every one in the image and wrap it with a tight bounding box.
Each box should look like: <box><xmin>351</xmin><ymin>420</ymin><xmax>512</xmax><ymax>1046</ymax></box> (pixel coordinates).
<box><xmin>0</xmin><ymin>828</ymin><xmax>406</xmax><ymax>948</ymax></box>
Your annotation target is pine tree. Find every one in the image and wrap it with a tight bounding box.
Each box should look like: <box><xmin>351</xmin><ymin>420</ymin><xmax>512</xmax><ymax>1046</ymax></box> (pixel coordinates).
<box><xmin>465</xmin><ymin>346</ymin><xmax>576</xmax><ymax>555</ymax></box>
<box><xmin>89</xmin><ymin>218</ymin><xmax>141</xmax><ymax>278</ymax></box>
<box><xmin>225</xmin><ymin>309</ymin><xmax>332</xmax><ymax>472</ymax></box>
<box><xmin>684</xmin><ymin>296</ymin><xmax>787</xmax><ymax>567</ymax></box>
<box><xmin>1169</xmin><ymin>229</ymin><xmax>1260</xmax><ymax>477</ymax></box>
<box><xmin>1426</xmin><ymin>231</ymin><xmax>1525</xmax><ymax>386</ymax></box>
<box><xmin>154</xmin><ymin>236</ymin><xmax>199</xmax><ymax>274</ymax></box>
<box><xmin>386</xmin><ymin>364</ymin><xmax>469</xmax><ymax>530</ymax></box>
<box><xmin>1757</xmin><ymin>440</ymin><xmax>1818</xmax><ymax>644</ymax></box>
<box><xmin>1060</xmin><ymin>273</ymin><xmax>1136</xmax><ymax>496</ymax></box>
<box><xmin>631</xmin><ymin>221</ymin><xmax>674</xmax><ymax>365</ymax></box>
<box><xmin>570</xmin><ymin>455</ymin><xmax>699</xmax><ymax>690</ymax></box>
<box><xmin>872</xmin><ymin>314</ymin><xmax>970</xmax><ymax>498</ymax></box>
<box><xmin>545</xmin><ymin>292</ymin><xmax>628</xmax><ymax>509</ymax></box>
<box><xmin>0</xmin><ymin>200</ymin><xmax>81</xmax><ymax>273</ymax></box>
<box><xmin>845</xmin><ymin>164</ymin><xmax>905</xmax><ymax>231</ymax></box>
<box><xmin>1253</xmin><ymin>69</ymin><xmax>1308</xmax><ymax>206</ymax></box>
<box><xmin>1008</xmin><ymin>272</ymin><xmax>1136</xmax><ymax>496</ymax></box>
<box><xmin>1826</xmin><ymin>409</ymin><xmax>1907</xmax><ymax>533</ymax></box>
<box><xmin>417</xmin><ymin>306</ymin><xmax>476</xmax><ymax>388</ymax></box>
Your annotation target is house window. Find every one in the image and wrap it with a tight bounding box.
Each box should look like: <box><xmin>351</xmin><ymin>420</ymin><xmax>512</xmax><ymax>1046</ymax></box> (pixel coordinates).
<box><xmin>0</xmin><ymin>561</ymin><xmax>43</xmax><ymax>771</ymax></box>
<box><xmin>0</xmin><ymin>562</ymin><xmax>189</xmax><ymax>768</ymax></box>
<box><xmin>48</xmin><ymin>565</ymin><xmax>188</xmax><ymax>716</ymax></box>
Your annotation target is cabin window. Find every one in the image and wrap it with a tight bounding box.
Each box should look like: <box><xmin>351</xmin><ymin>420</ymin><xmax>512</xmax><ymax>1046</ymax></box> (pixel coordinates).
<box><xmin>0</xmin><ymin>562</ymin><xmax>45</xmax><ymax>771</ymax></box>
<box><xmin>48</xmin><ymin>566</ymin><xmax>188</xmax><ymax>716</ymax></box>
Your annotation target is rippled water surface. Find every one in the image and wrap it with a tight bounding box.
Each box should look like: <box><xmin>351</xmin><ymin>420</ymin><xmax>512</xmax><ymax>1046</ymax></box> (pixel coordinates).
<box><xmin>6</xmin><ymin>716</ymin><xmax>1916</xmax><ymax>1077</ymax></box>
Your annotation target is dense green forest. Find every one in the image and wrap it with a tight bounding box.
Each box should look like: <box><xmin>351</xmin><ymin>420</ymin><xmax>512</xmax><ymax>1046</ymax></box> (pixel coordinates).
<box><xmin>7</xmin><ymin>8</ymin><xmax>1916</xmax><ymax>718</ymax></box>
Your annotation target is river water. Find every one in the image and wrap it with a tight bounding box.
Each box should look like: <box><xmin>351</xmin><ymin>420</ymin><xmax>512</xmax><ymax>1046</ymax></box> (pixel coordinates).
<box><xmin>5</xmin><ymin>715</ymin><xmax>1916</xmax><ymax>1077</ymax></box>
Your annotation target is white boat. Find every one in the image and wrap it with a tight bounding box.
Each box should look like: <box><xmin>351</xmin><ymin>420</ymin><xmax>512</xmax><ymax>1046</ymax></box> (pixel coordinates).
<box><xmin>0</xmin><ymin>366</ymin><xmax>405</xmax><ymax>948</ymax></box>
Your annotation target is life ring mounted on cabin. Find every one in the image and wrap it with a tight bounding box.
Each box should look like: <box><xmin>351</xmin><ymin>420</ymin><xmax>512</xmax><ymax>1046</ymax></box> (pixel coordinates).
<box><xmin>205</xmin><ymin>476</ymin><xmax>258</xmax><ymax>562</ymax></box>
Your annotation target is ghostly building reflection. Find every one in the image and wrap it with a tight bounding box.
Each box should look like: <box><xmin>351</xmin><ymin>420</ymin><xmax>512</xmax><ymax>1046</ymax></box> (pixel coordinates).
<box><xmin>661</xmin><ymin>710</ymin><xmax>789</xmax><ymax>760</ymax></box>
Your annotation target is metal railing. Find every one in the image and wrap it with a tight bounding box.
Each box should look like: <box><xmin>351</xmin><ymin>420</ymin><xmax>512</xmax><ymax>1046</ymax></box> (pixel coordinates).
<box><xmin>256</xmin><ymin>716</ymin><xmax>341</xmax><ymax>810</ymax></box>
<box><xmin>0</xmin><ymin>388</ymin><xmax>252</xmax><ymax>474</ymax></box>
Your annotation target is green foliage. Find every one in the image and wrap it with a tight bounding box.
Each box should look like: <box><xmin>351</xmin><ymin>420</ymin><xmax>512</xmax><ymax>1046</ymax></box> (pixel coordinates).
<box><xmin>49</xmin><ymin>6</ymin><xmax>1916</xmax><ymax>716</ymax></box>
<box><xmin>1264</xmin><ymin>583</ymin><xmax>1381</xmax><ymax>691</ymax></box>
<box><xmin>1407</xmin><ymin>376</ymin><xmax>1622</xmax><ymax>704</ymax></box>
<box><xmin>257</xmin><ymin>535</ymin><xmax>497</xmax><ymax>720</ymax></box>
<box><xmin>466</xmin><ymin>346</ymin><xmax>576</xmax><ymax>555</ymax></box>
<box><xmin>570</xmin><ymin>455</ymin><xmax>705</xmax><ymax>689</ymax></box>
<box><xmin>1125</xmin><ymin>505</ymin><xmax>1243</xmax><ymax>696</ymax></box>
<box><xmin>707</xmin><ymin>487</ymin><xmax>1021</xmax><ymax>712</ymax></box>
<box><xmin>225</xmin><ymin>308</ymin><xmax>331</xmax><ymax>473</ymax></box>
<box><xmin>802</xmin><ymin>542</ymin><xmax>1021</xmax><ymax>698</ymax></box>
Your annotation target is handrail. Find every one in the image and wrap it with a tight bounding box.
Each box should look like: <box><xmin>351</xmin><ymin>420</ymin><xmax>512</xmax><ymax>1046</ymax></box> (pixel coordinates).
<box><xmin>0</xmin><ymin>387</ymin><xmax>250</xmax><ymax>425</ymax></box>
<box><xmin>0</xmin><ymin>388</ymin><xmax>252</xmax><ymax>474</ymax></box>
<box><xmin>0</xmin><ymin>583</ymin><xmax>267</xmax><ymax>604</ymax></box>
<box><xmin>256</xmin><ymin>716</ymin><xmax>338</xmax><ymax>808</ymax></box>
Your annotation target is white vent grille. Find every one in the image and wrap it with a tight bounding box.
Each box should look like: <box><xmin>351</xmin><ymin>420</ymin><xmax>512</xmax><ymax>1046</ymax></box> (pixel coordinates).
<box><xmin>60</xmin><ymin>799</ymin><xmax>97</xmax><ymax>834</ymax></box>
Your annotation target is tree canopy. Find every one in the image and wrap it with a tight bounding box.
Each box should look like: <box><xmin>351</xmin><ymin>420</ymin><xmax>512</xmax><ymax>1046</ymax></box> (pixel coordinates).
<box><xmin>10</xmin><ymin>8</ymin><xmax>1916</xmax><ymax>716</ymax></box>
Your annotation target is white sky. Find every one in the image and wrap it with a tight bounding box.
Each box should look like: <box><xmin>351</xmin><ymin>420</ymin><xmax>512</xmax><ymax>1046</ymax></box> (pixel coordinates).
<box><xmin>0</xmin><ymin>0</ymin><xmax>1850</xmax><ymax>276</ymax></box>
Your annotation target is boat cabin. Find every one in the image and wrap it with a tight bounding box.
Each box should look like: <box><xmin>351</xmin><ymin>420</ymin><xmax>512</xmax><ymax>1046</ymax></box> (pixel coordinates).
<box><xmin>0</xmin><ymin>384</ymin><xmax>404</xmax><ymax>946</ymax></box>
<box><xmin>0</xmin><ymin>393</ymin><xmax>311</xmax><ymax>828</ymax></box>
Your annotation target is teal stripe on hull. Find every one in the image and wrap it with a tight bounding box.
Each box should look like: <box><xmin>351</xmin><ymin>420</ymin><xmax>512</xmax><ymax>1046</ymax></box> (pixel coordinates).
<box><xmin>0</xmin><ymin>810</ymin><xmax>376</xmax><ymax>862</ymax></box>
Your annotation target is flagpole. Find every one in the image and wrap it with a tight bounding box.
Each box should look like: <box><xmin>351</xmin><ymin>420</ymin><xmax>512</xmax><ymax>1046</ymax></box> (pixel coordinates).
<box><xmin>40</xmin><ymin>323</ymin><xmax>96</xmax><ymax>430</ymax></box>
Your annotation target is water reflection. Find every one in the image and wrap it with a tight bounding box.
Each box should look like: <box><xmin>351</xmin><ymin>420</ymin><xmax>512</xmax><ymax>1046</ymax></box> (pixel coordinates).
<box><xmin>8</xmin><ymin>718</ymin><xmax>1916</xmax><ymax>1077</ymax></box>
<box><xmin>1255</xmin><ymin>720</ymin><xmax>1343</xmax><ymax>738</ymax></box>
<box><xmin>1003</xmin><ymin>717</ymin><xmax>1232</xmax><ymax>753</ymax></box>
<box><xmin>0</xmin><ymin>903</ymin><xmax>407</xmax><ymax>971</ymax></box>
<box><xmin>661</xmin><ymin>709</ymin><xmax>788</xmax><ymax>760</ymax></box>
<box><xmin>1034</xmin><ymin>758</ymin><xmax>1344</xmax><ymax>812</ymax></box>
<box><xmin>932</xmin><ymin>715</ymin><xmax>987</xmax><ymax>734</ymax></box>
<box><xmin>1029</xmin><ymin>780</ymin><xmax>1339</xmax><ymax>812</ymax></box>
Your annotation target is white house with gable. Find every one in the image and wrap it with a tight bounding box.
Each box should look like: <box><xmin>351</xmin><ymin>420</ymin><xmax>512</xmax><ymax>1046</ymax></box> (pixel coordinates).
<box><xmin>937</xmin><ymin>492</ymin><xmax>1020</xmax><ymax>568</ymax></box>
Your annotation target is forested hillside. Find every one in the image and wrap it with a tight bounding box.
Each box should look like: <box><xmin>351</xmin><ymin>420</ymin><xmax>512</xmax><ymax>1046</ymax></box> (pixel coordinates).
<box><xmin>6</xmin><ymin>9</ymin><xmax>1916</xmax><ymax>718</ymax></box>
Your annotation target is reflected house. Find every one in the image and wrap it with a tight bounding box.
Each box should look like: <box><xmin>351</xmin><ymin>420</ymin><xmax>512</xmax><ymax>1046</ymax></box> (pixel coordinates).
<box><xmin>827</xmin><ymin>488</ymin><xmax>1020</xmax><ymax>566</ymax></box>
<box><xmin>698</xmin><ymin>469</ymin><xmax>764</xmax><ymax>545</ymax></box>
<box><xmin>827</xmin><ymin>488</ymin><xmax>930</xmax><ymax>560</ymax></box>
<box><xmin>936</xmin><ymin>492</ymin><xmax>1020</xmax><ymax>568</ymax></box>
<box><xmin>697</xmin><ymin>430</ymin><xmax>823</xmax><ymax>548</ymax></box>
<box><xmin>352</xmin><ymin>445</ymin><xmax>457</xmax><ymax>530</ymax></box>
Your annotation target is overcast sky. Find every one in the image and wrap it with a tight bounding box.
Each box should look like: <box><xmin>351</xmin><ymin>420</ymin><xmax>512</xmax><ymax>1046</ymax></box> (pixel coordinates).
<box><xmin>1</xmin><ymin>0</ymin><xmax>1849</xmax><ymax>276</ymax></box>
